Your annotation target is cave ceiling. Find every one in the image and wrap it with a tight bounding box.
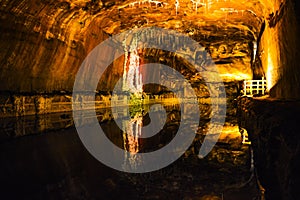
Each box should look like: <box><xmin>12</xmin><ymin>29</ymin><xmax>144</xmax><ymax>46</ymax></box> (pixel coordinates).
<box><xmin>0</xmin><ymin>0</ymin><xmax>276</xmax><ymax>91</ymax></box>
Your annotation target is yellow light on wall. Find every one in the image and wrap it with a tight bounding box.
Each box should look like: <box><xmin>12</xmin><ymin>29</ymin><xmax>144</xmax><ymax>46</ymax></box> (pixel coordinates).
<box><xmin>265</xmin><ymin>36</ymin><xmax>280</xmax><ymax>92</ymax></box>
<box><xmin>266</xmin><ymin>49</ymin><xmax>274</xmax><ymax>91</ymax></box>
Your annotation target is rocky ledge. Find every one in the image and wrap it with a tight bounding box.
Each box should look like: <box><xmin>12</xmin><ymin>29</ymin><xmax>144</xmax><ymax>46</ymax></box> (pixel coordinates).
<box><xmin>238</xmin><ymin>96</ymin><xmax>300</xmax><ymax>200</ymax></box>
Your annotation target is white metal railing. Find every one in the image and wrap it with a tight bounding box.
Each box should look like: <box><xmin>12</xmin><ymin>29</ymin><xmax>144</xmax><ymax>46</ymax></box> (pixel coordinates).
<box><xmin>243</xmin><ymin>78</ymin><xmax>267</xmax><ymax>96</ymax></box>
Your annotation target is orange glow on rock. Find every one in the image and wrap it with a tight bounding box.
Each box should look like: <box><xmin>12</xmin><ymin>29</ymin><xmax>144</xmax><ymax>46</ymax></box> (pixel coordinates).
<box><xmin>266</xmin><ymin>50</ymin><xmax>273</xmax><ymax>91</ymax></box>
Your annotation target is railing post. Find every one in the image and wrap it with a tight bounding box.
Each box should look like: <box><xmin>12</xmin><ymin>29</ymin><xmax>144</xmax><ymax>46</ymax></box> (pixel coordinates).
<box><xmin>244</xmin><ymin>80</ymin><xmax>247</xmax><ymax>96</ymax></box>
<box><xmin>250</xmin><ymin>81</ymin><xmax>253</xmax><ymax>95</ymax></box>
<box><xmin>262</xmin><ymin>77</ymin><xmax>265</xmax><ymax>95</ymax></box>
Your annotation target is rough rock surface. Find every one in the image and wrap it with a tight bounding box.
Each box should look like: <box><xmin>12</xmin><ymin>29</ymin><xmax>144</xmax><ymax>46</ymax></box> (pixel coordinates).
<box><xmin>0</xmin><ymin>0</ymin><xmax>270</xmax><ymax>93</ymax></box>
<box><xmin>258</xmin><ymin>0</ymin><xmax>300</xmax><ymax>99</ymax></box>
<box><xmin>238</xmin><ymin>96</ymin><xmax>300</xmax><ymax>200</ymax></box>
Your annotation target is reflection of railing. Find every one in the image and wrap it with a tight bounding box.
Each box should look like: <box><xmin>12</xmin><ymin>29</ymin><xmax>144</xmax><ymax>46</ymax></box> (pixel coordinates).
<box><xmin>243</xmin><ymin>79</ymin><xmax>267</xmax><ymax>96</ymax></box>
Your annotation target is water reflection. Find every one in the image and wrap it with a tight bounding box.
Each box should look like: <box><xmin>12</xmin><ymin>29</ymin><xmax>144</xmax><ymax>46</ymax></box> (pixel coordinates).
<box><xmin>111</xmin><ymin>103</ymin><xmax>174</xmax><ymax>171</ymax></box>
<box><xmin>122</xmin><ymin>112</ymin><xmax>143</xmax><ymax>169</ymax></box>
<box><xmin>0</xmin><ymin>102</ymin><xmax>260</xmax><ymax>199</ymax></box>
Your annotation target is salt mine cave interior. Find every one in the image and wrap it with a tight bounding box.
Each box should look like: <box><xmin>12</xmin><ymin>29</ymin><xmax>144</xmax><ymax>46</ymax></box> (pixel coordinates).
<box><xmin>0</xmin><ymin>0</ymin><xmax>300</xmax><ymax>199</ymax></box>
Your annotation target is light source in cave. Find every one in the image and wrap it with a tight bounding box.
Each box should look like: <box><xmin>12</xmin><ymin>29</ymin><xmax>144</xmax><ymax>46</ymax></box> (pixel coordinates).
<box><xmin>253</xmin><ymin>41</ymin><xmax>257</xmax><ymax>61</ymax></box>
<box><xmin>175</xmin><ymin>0</ymin><xmax>179</xmax><ymax>15</ymax></box>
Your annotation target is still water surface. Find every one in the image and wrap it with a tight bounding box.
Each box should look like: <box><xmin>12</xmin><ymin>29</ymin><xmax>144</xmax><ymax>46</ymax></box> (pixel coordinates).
<box><xmin>0</xmin><ymin>104</ymin><xmax>259</xmax><ymax>199</ymax></box>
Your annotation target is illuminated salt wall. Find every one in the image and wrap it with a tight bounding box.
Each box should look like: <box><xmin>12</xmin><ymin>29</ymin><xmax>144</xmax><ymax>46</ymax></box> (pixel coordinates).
<box><xmin>260</xmin><ymin>27</ymin><xmax>280</xmax><ymax>91</ymax></box>
<box><xmin>260</xmin><ymin>0</ymin><xmax>300</xmax><ymax>98</ymax></box>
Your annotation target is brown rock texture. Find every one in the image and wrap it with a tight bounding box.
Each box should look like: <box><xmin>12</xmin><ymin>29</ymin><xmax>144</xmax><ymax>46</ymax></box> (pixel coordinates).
<box><xmin>258</xmin><ymin>0</ymin><xmax>300</xmax><ymax>99</ymax></box>
<box><xmin>238</xmin><ymin>96</ymin><xmax>300</xmax><ymax>200</ymax></box>
<box><xmin>0</xmin><ymin>0</ymin><xmax>273</xmax><ymax>93</ymax></box>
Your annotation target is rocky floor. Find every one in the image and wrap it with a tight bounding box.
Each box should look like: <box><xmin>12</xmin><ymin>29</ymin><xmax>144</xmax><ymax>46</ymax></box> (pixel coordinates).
<box><xmin>238</xmin><ymin>96</ymin><xmax>300</xmax><ymax>200</ymax></box>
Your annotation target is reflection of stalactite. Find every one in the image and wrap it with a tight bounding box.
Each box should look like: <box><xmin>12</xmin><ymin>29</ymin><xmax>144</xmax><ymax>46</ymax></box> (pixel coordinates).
<box><xmin>123</xmin><ymin>115</ymin><xmax>143</xmax><ymax>169</ymax></box>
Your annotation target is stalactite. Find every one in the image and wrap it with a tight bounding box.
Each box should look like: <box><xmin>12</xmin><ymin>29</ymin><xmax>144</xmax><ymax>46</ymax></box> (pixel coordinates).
<box><xmin>122</xmin><ymin>34</ymin><xmax>143</xmax><ymax>94</ymax></box>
